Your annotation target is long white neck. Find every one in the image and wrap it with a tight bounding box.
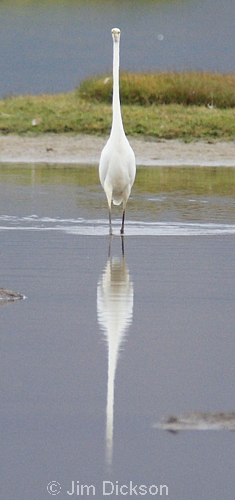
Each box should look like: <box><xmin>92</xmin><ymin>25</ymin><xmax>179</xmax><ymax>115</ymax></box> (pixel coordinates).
<box><xmin>111</xmin><ymin>34</ymin><xmax>125</xmax><ymax>137</ymax></box>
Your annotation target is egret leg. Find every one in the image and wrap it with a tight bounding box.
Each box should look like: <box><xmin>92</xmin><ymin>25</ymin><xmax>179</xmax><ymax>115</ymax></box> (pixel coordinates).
<box><xmin>120</xmin><ymin>209</ymin><xmax>125</xmax><ymax>234</ymax></box>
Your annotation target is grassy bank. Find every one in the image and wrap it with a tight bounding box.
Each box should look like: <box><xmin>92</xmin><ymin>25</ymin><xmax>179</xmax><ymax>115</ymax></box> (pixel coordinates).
<box><xmin>80</xmin><ymin>72</ymin><xmax>235</xmax><ymax>108</ymax></box>
<box><xmin>1</xmin><ymin>73</ymin><xmax>235</xmax><ymax>140</ymax></box>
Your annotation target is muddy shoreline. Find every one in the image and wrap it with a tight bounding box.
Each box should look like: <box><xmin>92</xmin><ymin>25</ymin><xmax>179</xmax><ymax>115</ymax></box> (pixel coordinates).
<box><xmin>0</xmin><ymin>134</ymin><xmax>235</xmax><ymax>166</ymax></box>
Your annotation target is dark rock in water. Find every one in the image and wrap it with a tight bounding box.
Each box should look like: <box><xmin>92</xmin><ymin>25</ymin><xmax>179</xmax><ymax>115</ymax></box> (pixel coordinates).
<box><xmin>0</xmin><ymin>288</ymin><xmax>26</xmax><ymax>305</ymax></box>
<box><xmin>154</xmin><ymin>411</ymin><xmax>235</xmax><ymax>433</ymax></box>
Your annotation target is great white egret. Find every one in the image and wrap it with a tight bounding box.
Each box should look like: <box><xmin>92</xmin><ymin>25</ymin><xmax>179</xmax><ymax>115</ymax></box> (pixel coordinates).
<box><xmin>99</xmin><ymin>28</ymin><xmax>136</xmax><ymax>235</ymax></box>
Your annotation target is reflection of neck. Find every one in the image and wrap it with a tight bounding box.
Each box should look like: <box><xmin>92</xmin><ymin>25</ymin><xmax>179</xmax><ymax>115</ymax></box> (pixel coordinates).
<box><xmin>111</xmin><ymin>39</ymin><xmax>124</xmax><ymax>138</ymax></box>
<box><xmin>105</xmin><ymin>338</ymin><xmax>116</xmax><ymax>469</ymax></box>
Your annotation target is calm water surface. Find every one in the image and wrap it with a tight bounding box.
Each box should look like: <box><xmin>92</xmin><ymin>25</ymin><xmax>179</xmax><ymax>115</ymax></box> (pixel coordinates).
<box><xmin>0</xmin><ymin>0</ymin><xmax>235</xmax><ymax>97</ymax></box>
<box><xmin>1</xmin><ymin>164</ymin><xmax>235</xmax><ymax>500</ymax></box>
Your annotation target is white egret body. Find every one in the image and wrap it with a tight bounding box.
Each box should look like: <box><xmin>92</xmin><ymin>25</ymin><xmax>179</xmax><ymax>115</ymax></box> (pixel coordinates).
<box><xmin>99</xmin><ymin>28</ymin><xmax>136</xmax><ymax>235</ymax></box>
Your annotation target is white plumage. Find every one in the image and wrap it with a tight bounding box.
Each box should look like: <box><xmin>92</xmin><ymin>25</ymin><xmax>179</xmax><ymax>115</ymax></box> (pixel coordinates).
<box><xmin>99</xmin><ymin>28</ymin><xmax>136</xmax><ymax>235</ymax></box>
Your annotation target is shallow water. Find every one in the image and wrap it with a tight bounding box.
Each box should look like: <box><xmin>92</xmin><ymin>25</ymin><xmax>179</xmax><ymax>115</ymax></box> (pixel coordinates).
<box><xmin>1</xmin><ymin>164</ymin><xmax>235</xmax><ymax>500</ymax></box>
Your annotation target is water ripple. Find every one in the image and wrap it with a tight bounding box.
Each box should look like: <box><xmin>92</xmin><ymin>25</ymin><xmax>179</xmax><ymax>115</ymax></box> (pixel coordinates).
<box><xmin>0</xmin><ymin>215</ymin><xmax>235</xmax><ymax>236</ymax></box>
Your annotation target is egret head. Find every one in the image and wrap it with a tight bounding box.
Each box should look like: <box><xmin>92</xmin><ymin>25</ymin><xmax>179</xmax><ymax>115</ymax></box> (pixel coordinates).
<box><xmin>112</xmin><ymin>28</ymin><xmax>121</xmax><ymax>43</ymax></box>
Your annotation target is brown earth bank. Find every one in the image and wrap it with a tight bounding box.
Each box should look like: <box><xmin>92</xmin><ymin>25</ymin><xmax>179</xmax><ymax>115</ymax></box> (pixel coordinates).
<box><xmin>0</xmin><ymin>134</ymin><xmax>235</xmax><ymax>167</ymax></box>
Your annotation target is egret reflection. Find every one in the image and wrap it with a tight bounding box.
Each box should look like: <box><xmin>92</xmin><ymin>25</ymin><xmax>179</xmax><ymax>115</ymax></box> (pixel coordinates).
<box><xmin>97</xmin><ymin>238</ymin><xmax>134</xmax><ymax>469</ymax></box>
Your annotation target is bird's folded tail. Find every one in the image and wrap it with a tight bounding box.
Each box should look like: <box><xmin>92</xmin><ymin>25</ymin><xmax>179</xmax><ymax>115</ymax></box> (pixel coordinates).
<box><xmin>113</xmin><ymin>196</ymin><xmax>123</xmax><ymax>206</ymax></box>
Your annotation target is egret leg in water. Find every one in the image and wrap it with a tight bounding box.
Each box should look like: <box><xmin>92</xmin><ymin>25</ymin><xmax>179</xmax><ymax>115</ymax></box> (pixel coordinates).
<box><xmin>99</xmin><ymin>28</ymin><xmax>136</xmax><ymax>235</ymax></box>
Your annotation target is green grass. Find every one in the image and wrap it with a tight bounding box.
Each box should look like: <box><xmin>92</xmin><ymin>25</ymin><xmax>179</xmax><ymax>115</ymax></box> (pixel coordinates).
<box><xmin>79</xmin><ymin>72</ymin><xmax>235</xmax><ymax>108</ymax></box>
<box><xmin>1</xmin><ymin>72</ymin><xmax>235</xmax><ymax>140</ymax></box>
